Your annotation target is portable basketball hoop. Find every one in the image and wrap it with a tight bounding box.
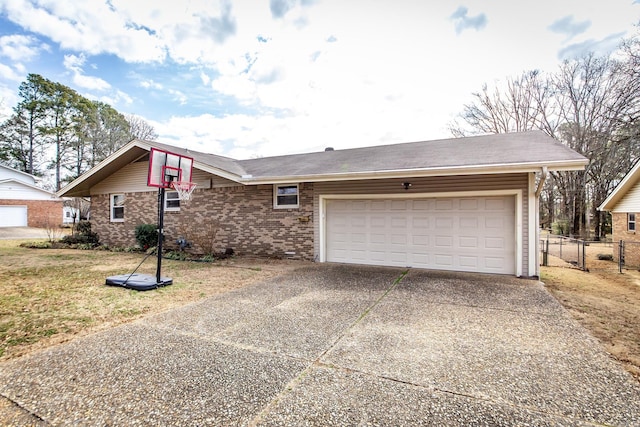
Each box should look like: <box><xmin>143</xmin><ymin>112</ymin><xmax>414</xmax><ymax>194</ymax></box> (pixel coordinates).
<box><xmin>171</xmin><ymin>180</ymin><xmax>197</xmax><ymax>201</ymax></box>
<box><xmin>106</xmin><ymin>147</ymin><xmax>195</xmax><ymax>290</ymax></box>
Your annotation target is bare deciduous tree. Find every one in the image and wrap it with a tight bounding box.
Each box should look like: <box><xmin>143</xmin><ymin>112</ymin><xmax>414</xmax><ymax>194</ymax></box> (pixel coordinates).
<box><xmin>450</xmin><ymin>37</ymin><xmax>640</xmax><ymax>238</ymax></box>
<box><xmin>125</xmin><ymin>114</ymin><xmax>158</xmax><ymax>141</ymax></box>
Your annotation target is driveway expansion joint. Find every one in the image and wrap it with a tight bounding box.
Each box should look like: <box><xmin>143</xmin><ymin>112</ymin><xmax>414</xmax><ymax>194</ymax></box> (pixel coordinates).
<box><xmin>0</xmin><ymin>393</ymin><xmax>47</xmax><ymax>424</ymax></box>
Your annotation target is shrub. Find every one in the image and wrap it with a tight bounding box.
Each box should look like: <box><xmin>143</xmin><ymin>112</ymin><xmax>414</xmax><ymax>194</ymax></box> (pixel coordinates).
<box><xmin>135</xmin><ymin>224</ymin><xmax>159</xmax><ymax>250</ymax></box>
<box><xmin>75</xmin><ymin>221</ymin><xmax>93</xmax><ymax>236</ymax></box>
<box><xmin>61</xmin><ymin>221</ymin><xmax>99</xmax><ymax>246</ymax></box>
<box><xmin>165</xmin><ymin>250</ymin><xmax>188</xmax><ymax>261</ymax></box>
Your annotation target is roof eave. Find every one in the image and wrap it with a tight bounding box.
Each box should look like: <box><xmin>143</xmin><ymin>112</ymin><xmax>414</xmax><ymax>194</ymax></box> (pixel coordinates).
<box><xmin>239</xmin><ymin>160</ymin><xmax>589</xmax><ymax>185</ymax></box>
<box><xmin>56</xmin><ymin>139</ymin><xmax>149</xmax><ymax>198</ymax></box>
<box><xmin>598</xmin><ymin>159</ymin><xmax>640</xmax><ymax>211</ymax></box>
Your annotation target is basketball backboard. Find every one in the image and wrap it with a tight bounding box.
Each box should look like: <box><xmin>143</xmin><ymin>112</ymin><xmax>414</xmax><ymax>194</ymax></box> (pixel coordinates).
<box><xmin>147</xmin><ymin>148</ymin><xmax>194</xmax><ymax>188</ymax></box>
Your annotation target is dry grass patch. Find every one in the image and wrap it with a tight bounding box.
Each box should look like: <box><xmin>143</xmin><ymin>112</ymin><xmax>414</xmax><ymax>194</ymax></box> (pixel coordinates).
<box><xmin>0</xmin><ymin>240</ymin><xmax>300</xmax><ymax>361</ymax></box>
<box><xmin>542</xmin><ymin>242</ymin><xmax>640</xmax><ymax>382</ymax></box>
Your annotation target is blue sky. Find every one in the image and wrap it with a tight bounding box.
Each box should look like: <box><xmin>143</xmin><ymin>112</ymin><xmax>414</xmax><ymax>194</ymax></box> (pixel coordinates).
<box><xmin>0</xmin><ymin>0</ymin><xmax>638</xmax><ymax>160</ymax></box>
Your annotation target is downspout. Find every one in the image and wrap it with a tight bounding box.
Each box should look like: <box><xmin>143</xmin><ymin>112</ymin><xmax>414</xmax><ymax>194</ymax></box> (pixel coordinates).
<box><xmin>534</xmin><ymin>166</ymin><xmax>548</xmax><ymax>278</ymax></box>
<box><xmin>535</xmin><ymin>166</ymin><xmax>548</xmax><ymax>198</ymax></box>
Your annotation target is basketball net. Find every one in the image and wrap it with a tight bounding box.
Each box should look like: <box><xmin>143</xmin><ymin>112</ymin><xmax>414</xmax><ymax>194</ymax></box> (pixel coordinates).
<box><xmin>171</xmin><ymin>181</ymin><xmax>197</xmax><ymax>201</ymax></box>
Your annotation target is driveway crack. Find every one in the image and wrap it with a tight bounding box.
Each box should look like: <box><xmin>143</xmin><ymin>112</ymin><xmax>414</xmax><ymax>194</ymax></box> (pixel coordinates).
<box><xmin>247</xmin><ymin>269</ymin><xmax>409</xmax><ymax>427</ymax></box>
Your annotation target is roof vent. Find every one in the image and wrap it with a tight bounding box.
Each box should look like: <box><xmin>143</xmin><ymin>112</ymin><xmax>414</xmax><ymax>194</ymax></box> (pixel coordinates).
<box><xmin>325</xmin><ymin>147</ymin><xmax>334</xmax><ymax>151</ymax></box>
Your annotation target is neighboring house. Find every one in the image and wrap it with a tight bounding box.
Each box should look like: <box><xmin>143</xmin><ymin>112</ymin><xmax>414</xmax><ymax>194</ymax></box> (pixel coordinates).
<box><xmin>57</xmin><ymin>131</ymin><xmax>587</xmax><ymax>278</ymax></box>
<box><xmin>62</xmin><ymin>206</ymin><xmax>80</xmax><ymax>224</ymax></box>
<box><xmin>598</xmin><ymin>159</ymin><xmax>640</xmax><ymax>266</ymax></box>
<box><xmin>0</xmin><ymin>165</ymin><xmax>63</xmax><ymax>228</ymax></box>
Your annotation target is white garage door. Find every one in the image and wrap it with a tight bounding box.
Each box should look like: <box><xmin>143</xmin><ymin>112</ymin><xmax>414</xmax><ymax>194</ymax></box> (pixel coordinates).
<box><xmin>0</xmin><ymin>205</ymin><xmax>28</xmax><ymax>227</ymax></box>
<box><xmin>325</xmin><ymin>196</ymin><xmax>516</xmax><ymax>274</ymax></box>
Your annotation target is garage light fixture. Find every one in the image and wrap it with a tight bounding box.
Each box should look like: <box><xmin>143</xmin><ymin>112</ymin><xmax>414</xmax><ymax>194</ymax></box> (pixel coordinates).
<box><xmin>402</xmin><ymin>182</ymin><xmax>412</xmax><ymax>190</ymax></box>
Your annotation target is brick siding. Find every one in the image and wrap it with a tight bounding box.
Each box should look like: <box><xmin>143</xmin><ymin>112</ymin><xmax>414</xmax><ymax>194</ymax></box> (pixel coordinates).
<box><xmin>612</xmin><ymin>211</ymin><xmax>640</xmax><ymax>266</ymax></box>
<box><xmin>91</xmin><ymin>183</ymin><xmax>315</xmax><ymax>259</ymax></box>
<box><xmin>0</xmin><ymin>199</ymin><xmax>63</xmax><ymax>228</ymax></box>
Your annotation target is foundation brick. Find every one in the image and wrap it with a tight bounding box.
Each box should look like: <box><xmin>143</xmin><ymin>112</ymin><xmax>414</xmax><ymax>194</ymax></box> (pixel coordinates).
<box><xmin>611</xmin><ymin>211</ymin><xmax>640</xmax><ymax>266</ymax></box>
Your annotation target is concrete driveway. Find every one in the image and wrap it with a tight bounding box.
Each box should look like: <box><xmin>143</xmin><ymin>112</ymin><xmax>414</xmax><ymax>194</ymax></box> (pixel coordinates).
<box><xmin>1</xmin><ymin>265</ymin><xmax>639</xmax><ymax>426</ymax></box>
<box><xmin>0</xmin><ymin>226</ymin><xmax>54</xmax><ymax>239</ymax></box>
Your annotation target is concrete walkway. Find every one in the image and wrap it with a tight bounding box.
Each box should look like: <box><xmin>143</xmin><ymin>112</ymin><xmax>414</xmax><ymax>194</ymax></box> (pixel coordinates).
<box><xmin>1</xmin><ymin>265</ymin><xmax>639</xmax><ymax>426</ymax></box>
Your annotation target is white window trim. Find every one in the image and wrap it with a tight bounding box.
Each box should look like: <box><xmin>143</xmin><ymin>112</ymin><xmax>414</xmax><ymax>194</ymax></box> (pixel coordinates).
<box><xmin>629</xmin><ymin>213</ymin><xmax>636</xmax><ymax>231</ymax></box>
<box><xmin>110</xmin><ymin>193</ymin><xmax>125</xmax><ymax>222</ymax></box>
<box><xmin>165</xmin><ymin>190</ymin><xmax>181</xmax><ymax>212</ymax></box>
<box><xmin>273</xmin><ymin>183</ymin><xmax>299</xmax><ymax>209</ymax></box>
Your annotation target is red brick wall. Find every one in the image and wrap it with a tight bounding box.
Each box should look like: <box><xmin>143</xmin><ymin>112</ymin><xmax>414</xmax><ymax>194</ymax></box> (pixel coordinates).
<box><xmin>612</xmin><ymin>212</ymin><xmax>640</xmax><ymax>265</ymax></box>
<box><xmin>91</xmin><ymin>183</ymin><xmax>315</xmax><ymax>259</ymax></box>
<box><xmin>0</xmin><ymin>199</ymin><xmax>63</xmax><ymax>228</ymax></box>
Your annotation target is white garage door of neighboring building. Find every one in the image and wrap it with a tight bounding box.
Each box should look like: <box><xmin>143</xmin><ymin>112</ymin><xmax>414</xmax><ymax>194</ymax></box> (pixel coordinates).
<box><xmin>325</xmin><ymin>196</ymin><xmax>516</xmax><ymax>274</ymax></box>
<box><xmin>0</xmin><ymin>205</ymin><xmax>28</xmax><ymax>227</ymax></box>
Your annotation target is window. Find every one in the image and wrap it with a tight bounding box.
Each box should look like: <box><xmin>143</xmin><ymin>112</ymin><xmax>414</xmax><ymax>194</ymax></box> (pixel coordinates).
<box><xmin>110</xmin><ymin>194</ymin><xmax>125</xmax><ymax>222</ymax></box>
<box><xmin>274</xmin><ymin>184</ymin><xmax>299</xmax><ymax>208</ymax></box>
<box><xmin>629</xmin><ymin>213</ymin><xmax>636</xmax><ymax>231</ymax></box>
<box><xmin>165</xmin><ymin>191</ymin><xmax>180</xmax><ymax>211</ymax></box>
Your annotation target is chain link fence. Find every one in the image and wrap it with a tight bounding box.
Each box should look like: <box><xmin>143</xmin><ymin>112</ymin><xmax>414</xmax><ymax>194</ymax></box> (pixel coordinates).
<box><xmin>540</xmin><ymin>234</ymin><xmax>587</xmax><ymax>271</ymax></box>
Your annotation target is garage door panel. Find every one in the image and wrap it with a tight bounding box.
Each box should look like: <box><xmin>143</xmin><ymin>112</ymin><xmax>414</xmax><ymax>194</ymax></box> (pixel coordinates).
<box><xmin>460</xmin><ymin>198</ymin><xmax>479</xmax><ymax>210</ymax></box>
<box><xmin>326</xmin><ymin>196</ymin><xmax>515</xmax><ymax>274</ymax></box>
<box><xmin>459</xmin><ymin>256</ymin><xmax>478</xmax><ymax>268</ymax></box>
<box><xmin>436</xmin><ymin>217</ymin><xmax>453</xmax><ymax>228</ymax></box>
<box><xmin>436</xmin><ymin>199</ymin><xmax>453</xmax><ymax>210</ymax></box>
<box><xmin>459</xmin><ymin>236</ymin><xmax>478</xmax><ymax>248</ymax></box>
<box><xmin>459</xmin><ymin>217</ymin><xmax>478</xmax><ymax>228</ymax></box>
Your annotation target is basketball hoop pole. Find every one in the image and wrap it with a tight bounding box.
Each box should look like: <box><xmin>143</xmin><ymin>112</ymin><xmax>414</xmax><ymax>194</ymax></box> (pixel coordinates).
<box><xmin>156</xmin><ymin>186</ymin><xmax>165</xmax><ymax>284</ymax></box>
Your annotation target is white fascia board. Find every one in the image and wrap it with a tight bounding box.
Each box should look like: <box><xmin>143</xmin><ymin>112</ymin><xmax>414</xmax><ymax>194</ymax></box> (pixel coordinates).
<box><xmin>239</xmin><ymin>160</ymin><xmax>589</xmax><ymax>185</ymax></box>
<box><xmin>598</xmin><ymin>160</ymin><xmax>640</xmax><ymax>211</ymax></box>
<box><xmin>55</xmin><ymin>139</ymin><xmax>148</xmax><ymax>197</ymax></box>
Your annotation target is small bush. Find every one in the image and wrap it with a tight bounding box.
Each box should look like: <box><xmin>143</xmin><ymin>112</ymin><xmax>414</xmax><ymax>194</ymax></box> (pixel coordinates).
<box><xmin>135</xmin><ymin>224</ymin><xmax>158</xmax><ymax>250</ymax></box>
<box><xmin>63</xmin><ymin>221</ymin><xmax>99</xmax><ymax>246</ymax></box>
<box><xmin>75</xmin><ymin>221</ymin><xmax>93</xmax><ymax>236</ymax></box>
<box><xmin>165</xmin><ymin>250</ymin><xmax>189</xmax><ymax>261</ymax></box>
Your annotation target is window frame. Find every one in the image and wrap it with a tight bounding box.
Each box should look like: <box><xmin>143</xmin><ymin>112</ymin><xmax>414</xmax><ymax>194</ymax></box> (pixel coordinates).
<box><xmin>273</xmin><ymin>183</ymin><xmax>299</xmax><ymax>209</ymax></box>
<box><xmin>165</xmin><ymin>190</ymin><xmax>181</xmax><ymax>212</ymax></box>
<box><xmin>629</xmin><ymin>213</ymin><xmax>636</xmax><ymax>231</ymax></box>
<box><xmin>110</xmin><ymin>193</ymin><xmax>125</xmax><ymax>222</ymax></box>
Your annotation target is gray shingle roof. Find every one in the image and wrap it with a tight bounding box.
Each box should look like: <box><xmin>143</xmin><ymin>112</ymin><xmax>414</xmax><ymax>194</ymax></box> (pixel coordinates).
<box><xmin>148</xmin><ymin>141</ymin><xmax>248</xmax><ymax>177</ymax></box>
<box><xmin>57</xmin><ymin>131</ymin><xmax>588</xmax><ymax>197</ymax></box>
<box><xmin>234</xmin><ymin>131</ymin><xmax>587</xmax><ymax>180</ymax></box>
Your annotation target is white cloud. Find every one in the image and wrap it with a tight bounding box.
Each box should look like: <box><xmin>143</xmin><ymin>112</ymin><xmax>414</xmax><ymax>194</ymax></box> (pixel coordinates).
<box><xmin>0</xmin><ymin>83</ymin><xmax>19</xmax><ymax>118</ymax></box>
<box><xmin>63</xmin><ymin>54</ymin><xmax>111</xmax><ymax>91</ymax></box>
<box><xmin>1</xmin><ymin>0</ymin><xmax>165</xmax><ymax>62</ymax></box>
<box><xmin>139</xmin><ymin>79</ymin><xmax>164</xmax><ymax>90</ymax></box>
<box><xmin>0</xmin><ymin>62</ymin><xmax>24</xmax><ymax>82</ymax></box>
<box><xmin>0</xmin><ymin>34</ymin><xmax>48</xmax><ymax>61</ymax></box>
<box><xmin>168</xmin><ymin>89</ymin><xmax>188</xmax><ymax>105</ymax></box>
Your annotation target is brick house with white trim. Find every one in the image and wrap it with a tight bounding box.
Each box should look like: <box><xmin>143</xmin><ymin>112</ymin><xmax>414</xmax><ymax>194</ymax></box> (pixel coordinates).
<box><xmin>599</xmin><ymin>159</ymin><xmax>640</xmax><ymax>266</ymax></box>
<box><xmin>57</xmin><ymin>131</ymin><xmax>587</xmax><ymax>278</ymax></box>
<box><xmin>0</xmin><ymin>165</ymin><xmax>63</xmax><ymax>228</ymax></box>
